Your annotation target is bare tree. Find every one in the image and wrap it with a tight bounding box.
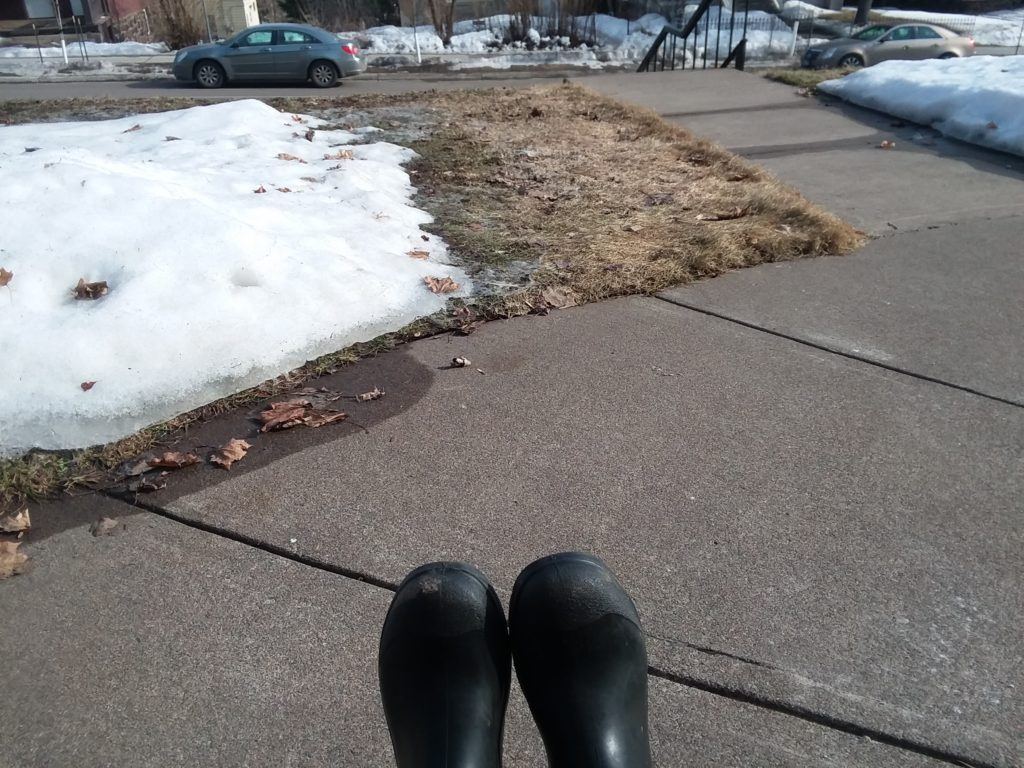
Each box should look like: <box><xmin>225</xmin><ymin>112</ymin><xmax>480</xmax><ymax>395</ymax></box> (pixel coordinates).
<box><xmin>424</xmin><ymin>0</ymin><xmax>457</xmax><ymax>45</ymax></box>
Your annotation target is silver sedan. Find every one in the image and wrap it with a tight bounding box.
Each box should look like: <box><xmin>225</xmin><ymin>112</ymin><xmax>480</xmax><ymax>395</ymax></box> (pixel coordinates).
<box><xmin>802</xmin><ymin>23</ymin><xmax>975</xmax><ymax>69</ymax></box>
<box><xmin>173</xmin><ymin>23</ymin><xmax>366</xmax><ymax>88</ymax></box>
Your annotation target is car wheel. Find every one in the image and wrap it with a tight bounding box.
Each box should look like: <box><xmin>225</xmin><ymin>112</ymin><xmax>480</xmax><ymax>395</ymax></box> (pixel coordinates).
<box><xmin>309</xmin><ymin>60</ymin><xmax>339</xmax><ymax>88</ymax></box>
<box><xmin>194</xmin><ymin>60</ymin><xmax>225</xmax><ymax>89</ymax></box>
<box><xmin>939</xmin><ymin>52</ymin><xmax>958</xmax><ymax>59</ymax></box>
<box><xmin>837</xmin><ymin>54</ymin><xmax>864</xmax><ymax>68</ymax></box>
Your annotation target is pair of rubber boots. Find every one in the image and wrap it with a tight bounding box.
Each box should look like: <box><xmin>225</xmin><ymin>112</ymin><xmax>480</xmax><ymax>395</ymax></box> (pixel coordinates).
<box><xmin>379</xmin><ymin>552</ymin><xmax>651</xmax><ymax>768</ymax></box>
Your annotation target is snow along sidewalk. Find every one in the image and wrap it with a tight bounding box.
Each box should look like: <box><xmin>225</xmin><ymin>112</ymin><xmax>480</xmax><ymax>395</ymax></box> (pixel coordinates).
<box><xmin>819</xmin><ymin>55</ymin><xmax>1024</xmax><ymax>158</ymax></box>
<box><xmin>0</xmin><ymin>100</ymin><xmax>469</xmax><ymax>455</ymax></box>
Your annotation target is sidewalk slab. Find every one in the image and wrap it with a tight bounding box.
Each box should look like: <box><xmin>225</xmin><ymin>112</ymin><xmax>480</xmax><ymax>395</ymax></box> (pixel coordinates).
<box><xmin>0</xmin><ymin>495</ymin><xmax>944</xmax><ymax>767</ymax></box>
<box><xmin>660</xmin><ymin>217</ymin><xmax>1024</xmax><ymax>403</ymax></box>
<box><xmin>158</xmin><ymin>297</ymin><xmax>1024</xmax><ymax>766</ymax></box>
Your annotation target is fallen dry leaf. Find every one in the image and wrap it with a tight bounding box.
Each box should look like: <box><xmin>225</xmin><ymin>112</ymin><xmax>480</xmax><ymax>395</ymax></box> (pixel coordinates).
<box><xmin>421</xmin><ymin>234</ymin><xmax>430</xmax><ymax>241</ymax></box>
<box><xmin>304</xmin><ymin>128</ymin><xmax>315</xmax><ymax>142</ymax></box>
<box><xmin>276</xmin><ymin>187</ymin><xmax>292</xmax><ymax>193</ymax></box>
<box><xmin>300</xmin><ymin>176</ymin><xmax>322</xmax><ymax>183</ymax></box>
<box><xmin>424</xmin><ymin>276</ymin><xmax>460</xmax><ymax>294</ymax></box>
<box><xmin>356</xmin><ymin>387</ymin><xmax>385</xmax><ymax>402</ymax></box>
<box><xmin>165</xmin><ymin>135</ymin><xmax>181</xmax><ymax>141</ymax></box>
<box><xmin>302</xmin><ymin>409</ymin><xmax>348</xmax><ymax>428</ymax></box>
<box><xmin>210</xmin><ymin>438</ymin><xmax>251</xmax><ymax>470</ymax></box>
<box><xmin>696</xmin><ymin>207</ymin><xmax>748</xmax><ymax>222</ymax></box>
<box><xmin>90</xmin><ymin>516</ymin><xmax>123</xmax><ymax>536</ymax></box>
<box><xmin>0</xmin><ymin>540</ymin><xmax>28</xmax><ymax>579</ymax></box>
<box><xmin>0</xmin><ymin>267</ymin><xmax>12</xmax><ymax>287</ymax></box>
<box><xmin>73</xmin><ymin>278</ymin><xmax>108</xmax><ymax>300</ymax></box>
<box><xmin>277</xmin><ymin>152</ymin><xmax>308</xmax><ymax>163</ymax></box>
<box><xmin>254</xmin><ymin>185</ymin><xmax>267</xmax><ymax>194</ymax></box>
<box><xmin>323</xmin><ymin>149</ymin><xmax>354</xmax><ymax>161</ymax></box>
<box><xmin>122</xmin><ymin>123</ymin><xmax>142</xmax><ymax>133</ymax></box>
<box><xmin>80</xmin><ymin>381</ymin><xmax>96</xmax><ymax>391</ymax></box>
<box><xmin>291</xmin><ymin>114</ymin><xmax>304</xmax><ymax>123</ymax></box>
<box><xmin>622</xmin><ymin>223</ymin><xmax>642</xmax><ymax>232</ymax></box>
<box><xmin>129</xmin><ymin>472</ymin><xmax>168</xmax><ymax>493</ymax></box>
<box><xmin>407</xmin><ymin>249</ymin><xmax>430</xmax><ymax>259</ymax></box>
<box><xmin>541</xmin><ymin>286</ymin><xmax>577</xmax><ymax>310</ymax></box>
<box><xmin>879</xmin><ymin>140</ymin><xmax>896</xmax><ymax>150</ymax></box>
<box><xmin>0</xmin><ymin>509</ymin><xmax>30</xmax><ymax>534</ymax></box>
<box><xmin>258</xmin><ymin>399</ymin><xmax>312</xmax><ymax>432</ymax></box>
<box><xmin>452</xmin><ymin>356</ymin><xmax>471</xmax><ymax>368</ymax></box>
<box><xmin>147</xmin><ymin>451</ymin><xmax>200</xmax><ymax>469</ymax></box>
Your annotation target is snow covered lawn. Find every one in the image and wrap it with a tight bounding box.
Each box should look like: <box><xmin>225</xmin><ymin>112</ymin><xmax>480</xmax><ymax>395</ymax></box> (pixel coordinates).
<box><xmin>0</xmin><ymin>100</ymin><xmax>468</xmax><ymax>454</ymax></box>
<box><xmin>819</xmin><ymin>55</ymin><xmax>1024</xmax><ymax>157</ymax></box>
<box><xmin>0</xmin><ymin>40</ymin><xmax>168</xmax><ymax>57</ymax></box>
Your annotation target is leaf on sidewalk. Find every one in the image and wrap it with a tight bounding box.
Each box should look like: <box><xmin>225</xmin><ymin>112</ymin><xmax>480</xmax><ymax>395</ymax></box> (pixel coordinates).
<box><xmin>302</xmin><ymin>409</ymin><xmax>348</xmax><ymax>428</ymax></box>
<box><xmin>424</xmin><ymin>276</ymin><xmax>460</xmax><ymax>294</ymax></box>
<box><xmin>147</xmin><ymin>451</ymin><xmax>200</xmax><ymax>470</ymax></box>
<box><xmin>258</xmin><ymin>399</ymin><xmax>312</xmax><ymax>432</ymax></box>
<box><xmin>90</xmin><ymin>516</ymin><xmax>124</xmax><ymax>536</ymax></box>
<box><xmin>451</xmin><ymin>356</ymin><xmax>471</xmax><ymax>368</ymax></box>
<box><xmin>277</xmin><ymin>152</ymin><xmax>308</xmax><ymax>163</ymax></box>
<box><xmin>355</xmin><ymin>387</ymin><xmax>385</xmax><ymax>402</ymax></box>
<box><xmin>0</xmin><ymin>267</ymin><xmax>12</xmax><ymax>287</ymax></box>
<box><xmin>129</xmin><ymin>471</ymin><xmax>168</xmax><ymax>493</ymax></box>
<box><xmin>0</xmin><ymin>509</ymin><xmax>31</xmax><ymax>534</ymax></box>
<box><xmin>879</xmin><ymin>140</ymin><xmax>896</xmax><ymax>150</ymax></box>
<box><xmin>0</xmin><ymin>541</ymin><xmax>28</xmax><ymax>579</ymax></box>
<box><xmin>210</xmin><ymin>438</ymin><xmax>251</xmax><ymax>470</ymax></box>
<box><xmin>73</xmin><ymin>278</ymin><xmax>108</xmax><ymax>300</ymax></box>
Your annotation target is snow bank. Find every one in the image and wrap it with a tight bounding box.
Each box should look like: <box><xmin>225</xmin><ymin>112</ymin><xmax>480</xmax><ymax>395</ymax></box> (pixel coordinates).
<box><xmin>871</xmin><ymin>9</ymin><xmax>1022</xmax><ymax>46</ymax></box>
<box><xmin>819</xmin><ymin>55</ymin><xmax>1024</xmax><ymax>157</ymax></box>
<box><xmin>0</xmin><ymin>40</ymin><xmax>168</xmax><ymax>57</ymax></box>
<box><xmin>780</xmin><ymin>0</ymin><xmax>826</xmax><ymax>22</ymax></box>
<box><xmin>0</xmin><ymin>101</ymin><xmax>468</xmax><ymax>453</ymax></box>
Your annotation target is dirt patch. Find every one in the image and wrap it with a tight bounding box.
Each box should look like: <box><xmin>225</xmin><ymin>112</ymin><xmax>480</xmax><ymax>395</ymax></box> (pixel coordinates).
<box><xmin>0</xmin><ymin>84</ymin><xmax>861</xmax><ymax>508</ymax></box>
<box><xmin>763</xmin><ymin>67</ymin><xmax>856</xmax><ymax>92</ymax></box>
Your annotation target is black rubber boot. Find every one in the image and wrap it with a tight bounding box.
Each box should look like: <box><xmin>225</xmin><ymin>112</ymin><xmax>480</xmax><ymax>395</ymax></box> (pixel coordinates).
<box><xmin>378</xmin><ymin>562</ymin><xmax>511</xmax><ymax>768</ymax></box>
<box><xmin>510</xmin><ymin>552</ymin><xmax>652</xmax><ymax>768</ymax></box>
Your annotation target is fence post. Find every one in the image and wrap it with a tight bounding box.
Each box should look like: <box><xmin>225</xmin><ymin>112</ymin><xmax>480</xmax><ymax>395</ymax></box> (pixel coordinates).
<box><xmin>1016</xmin><ymin>15</ymin><xmax>1024</xmax><ymax>55</ymax></box>
<box><xmin>790</xmin><ymin>19</ymin><xmax>799</xmax><ymax>56</ymax></box>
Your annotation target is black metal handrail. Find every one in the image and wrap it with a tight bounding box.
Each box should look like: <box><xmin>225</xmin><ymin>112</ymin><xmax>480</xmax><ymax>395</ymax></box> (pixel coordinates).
<box><xmin>637</xmin><ymin>0</ymin><xmax>752</xmax><ymax>73</ymax></box>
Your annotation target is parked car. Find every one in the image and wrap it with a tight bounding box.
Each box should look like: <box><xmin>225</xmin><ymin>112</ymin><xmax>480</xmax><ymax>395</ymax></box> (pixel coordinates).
<box><xmin>173</xmin><ymin>23</ymin><xmax>366</xmax><ymax>88</ymax></box>
<box><xmin>802</xmin><ymin>23</ymin><xmax>974</xmax><ymax>69</ymax></box>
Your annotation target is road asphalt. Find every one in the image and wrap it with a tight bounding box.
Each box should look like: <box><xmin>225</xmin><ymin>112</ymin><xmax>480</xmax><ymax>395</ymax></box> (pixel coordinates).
<box><xmin>2</xmin><ymin>69</ymin><xmax>1021</xmax><ymax>767</ymax></box>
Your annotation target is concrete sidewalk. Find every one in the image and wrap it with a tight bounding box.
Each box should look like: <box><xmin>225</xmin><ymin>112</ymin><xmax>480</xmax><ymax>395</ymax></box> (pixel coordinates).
<box><xmin>3</xmin><ymin>70</ymin><xmax>1022</xmax><ymax>767</ymax></box>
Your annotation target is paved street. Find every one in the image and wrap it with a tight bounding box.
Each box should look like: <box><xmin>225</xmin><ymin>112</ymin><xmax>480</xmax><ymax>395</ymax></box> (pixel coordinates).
<box><xmin>2</xmin><ymin>70</ymin><xmax>1022</xmax><ymax>767</ymax></box>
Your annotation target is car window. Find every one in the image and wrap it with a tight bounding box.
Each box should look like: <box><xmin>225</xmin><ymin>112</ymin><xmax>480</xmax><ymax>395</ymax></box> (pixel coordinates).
<box><xmin>240</xmin><ymin>30</ymin><xmax>274</xmax><ymax>46</ymax></box>
<box><xmin>881</xmin><ymin>26</ymin><xmax>913</xmax><ymax>42</ymax></box>
<box><xmin>281</xmin><ymin>30</ymin><xmax>314</xmax><ymax>43</ymax></box>
<box><xmin>852</xmin><ymin>25</ymin><xmax>890</xmax><ymax>40</ymax></box>
<box><xmin>913</xmin><ymin>26</ymin><xmax>942</xmax><ymax>39</ymax></box>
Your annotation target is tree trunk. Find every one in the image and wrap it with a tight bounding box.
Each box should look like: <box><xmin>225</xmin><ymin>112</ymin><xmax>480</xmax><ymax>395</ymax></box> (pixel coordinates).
<box><xmin>854</xmin><ymin>0</ymin><xmax>872</xmax><ymax>27</ymax></box>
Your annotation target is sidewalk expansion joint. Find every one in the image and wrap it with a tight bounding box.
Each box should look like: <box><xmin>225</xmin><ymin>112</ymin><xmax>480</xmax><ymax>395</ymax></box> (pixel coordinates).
<box><xmin>100</xmin><ymin>489</ymin><xmax>400</xmax><ymax>591</ymax></box>
<box><xmin>655</xmin><ymin>295</ymin><xmax>1024</xmax><ymax>410</ymax></box>
<box><xmin>648</xmin><ymin>665</ymin><xmax>991</xmax><ymax>768</ymax></box>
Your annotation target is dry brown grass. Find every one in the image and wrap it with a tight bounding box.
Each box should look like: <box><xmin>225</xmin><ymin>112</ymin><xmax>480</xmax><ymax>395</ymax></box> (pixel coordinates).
<box><xmin>763</xmin><ymin>67</ymin><xmax>856</xmax><ymax>91</ymax></box>
<box><xmin>0</xmin><ymin>84</ymin><xmax>861</xmax><ymax>508</ymax></box>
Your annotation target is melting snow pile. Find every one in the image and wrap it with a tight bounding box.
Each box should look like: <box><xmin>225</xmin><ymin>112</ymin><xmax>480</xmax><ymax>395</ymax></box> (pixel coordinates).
<box><xmin>819</xmin><ymin>56</ymin><xmax>1024</xmax><ymax>157</ymax></box>
<box><xmin>0</xmin><ymin>40</ymin><xmax>168</xmax><ymax>57</ymax></box>
<box><xmin>0</xmin><ymin>100</ymin><xmax>468</xmax><ymax>454</ymax></box>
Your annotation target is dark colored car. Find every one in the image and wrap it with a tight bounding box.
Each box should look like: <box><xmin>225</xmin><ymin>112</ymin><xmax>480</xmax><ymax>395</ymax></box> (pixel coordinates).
<box><xmin>802</xmin><ymin>23</ymin><xmax>974</xmax><ymax>69</ymax></box>
<box><xmin>172</xmin><ymin>23</ymin><xmax>365</xmax><ymax>88</ymax></box>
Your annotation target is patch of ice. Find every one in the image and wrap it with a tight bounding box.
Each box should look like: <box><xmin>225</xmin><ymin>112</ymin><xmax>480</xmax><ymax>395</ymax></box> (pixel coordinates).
<box><xmin>0</xmin><ymin>100</ymin><xmax>468</xmax><ymax>453</ymax></box>
<box><xmin>818</xmin><ymin>55</ymin><xmax>1024</xmax><ymax>157</ymax></box>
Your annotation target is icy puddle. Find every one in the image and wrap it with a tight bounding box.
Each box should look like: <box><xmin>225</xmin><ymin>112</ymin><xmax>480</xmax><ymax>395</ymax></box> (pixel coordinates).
<box><xmin>0</xmin><ymin>100</ymin><xmax>469</xmax><ymax>454</ymax></box>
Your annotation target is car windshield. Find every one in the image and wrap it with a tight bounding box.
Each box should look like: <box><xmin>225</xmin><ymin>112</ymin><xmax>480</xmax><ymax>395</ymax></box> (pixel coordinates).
<box><xmin>852</xmin><ymin>25</ymin><xmax>890</xmax><ymax>40</ymax></box>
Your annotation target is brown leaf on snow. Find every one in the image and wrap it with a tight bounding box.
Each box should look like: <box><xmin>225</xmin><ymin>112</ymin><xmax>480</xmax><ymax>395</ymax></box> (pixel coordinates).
<box><xmin>73</xmin><ymin>278</ymin><xmax>108</xmax><ymax>300</ymax></box>
<box><xmin>277</xmin><ymin>152</ymin><xmax>308</xmax><ymax>164</ymax></box>
<box><xmin>424</xmin><ymin>276</ymin><xmax>460</xmax><ymax>294</ymax></box>
<box><xmin>147</xmin><ymin>451</ymin><xmax>200</xmax><ymax>469</ymax></box>
<box><xmin>696</xmin><ymin>207</ymin><xmax>747</xmax><ymax>222</ymax></box>
<box><xmin>254</xmin><ymin>185</ymin><xmax>267</xmax><ymax>193</ymax></box>
<box><xmin>210</xmin><ymin>438</ymin><xmax>251</xmax><ymax>470</ymax></box>
<box><xmin>258</xmin><ymin>399</ymin><xmax>312</xmax><ymax>432</ymax></box>
<box><xmin>165</xmin><ymin>135</ymin><xmax>181</xmax><ymax>141</ymax></box>
<box><xmin>356</xmin><ymin>387</ymin><xmax>385</xmax><ymax>402</ymax></box>
<box><xmin>80</xmin><ymin>381</ymin><xmax>96</xmax><ymax>391</ymax></box>
<box><xmin>0</xmin><ymin>267</ymin><xmax>12</xmax><ymax>287</ymax></box>
<box><xmin>90</xmin><ymin>516</ymin><xmax>124</xmax><ymax>536</ymax></box>
<box><xmin>407</xmin><ymin>249</ymin><xmax>430</xmax><ymax>259</ymax></box>
<box><xmin>304</xmin><ymin>128</ymin><xmax>316</xmax><ymax>142</ymax></box>
<box><xmin>122</xmin><ymin>123</ymin><xmax>142</xmax><ymax>133</ymax></box>
<box><xmin>276</xmin><ymin>187</ymin><xmax>292</xmax><ymax>193</ymax></box>
<box><xmin>986</xmin><ymin>121</ymin><xmax>998</xmax><ymax>130</ymax></box>
<box><xmin>291</xmin><ymin>114</ymin><xmax>305</xmax><ymax>123</ymax></box>
<box><xmin>0</xmin><ymin>509</ymin><xmax>31</xmax><ymax>534</ymax></box>
<box><xmin>300</xmin><ymin>176</ymin><xmax>324</xmax><ymax>183</ymax></box>
<box><xmin>323</xmin><ymin>149</ymin><xmax>354</xmax><ymax>161</ymax></box>
<box><xmin>0</xmin><ymin>540</ymin><xmax>29</xmax><ymax>579</ymax></box>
